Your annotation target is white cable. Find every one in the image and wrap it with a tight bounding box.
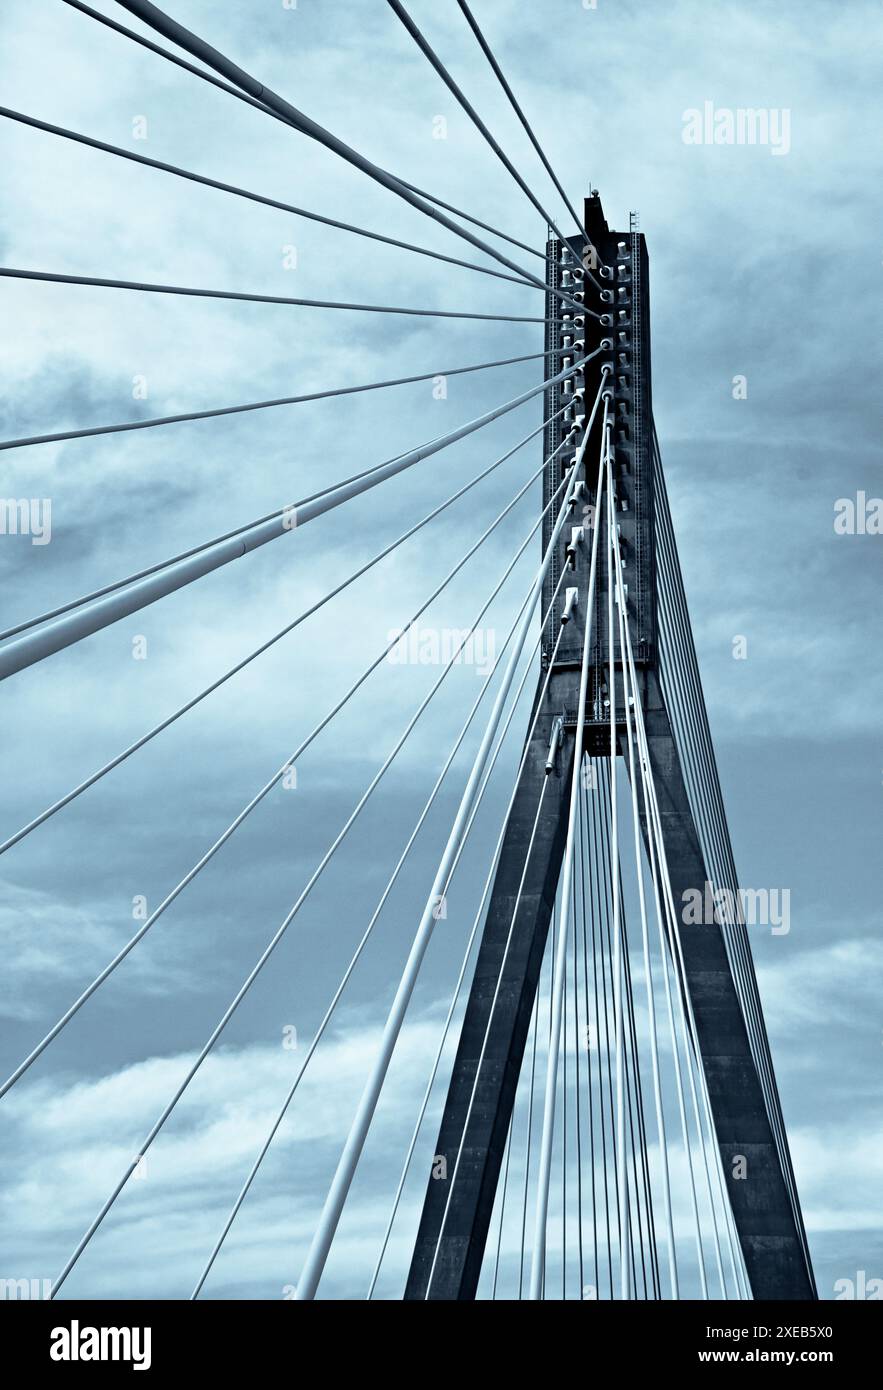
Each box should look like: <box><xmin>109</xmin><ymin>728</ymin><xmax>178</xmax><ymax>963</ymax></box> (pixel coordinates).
<box><xmin>372</xmin><ymin>568</ymin><xmax>575</xmax><ymax>1298</ymax></box>
<box><xmin>527</xmin><ymin>402</ymin><xmax>610</xmax><ymax>1301</ymax></box>
<box><xmin>192</xmin><ymin>523</ymin><xmax>570</xmax><ymax>1299</ymax></box>
<box><xmin>602</xmin><ymin>482</ymin><xmax>707</xmax><ymax>1297</ymax></box>
<box><xmin>603</xmin><ymin>423</ymin><xmax>632</xmax><ymax>1301</ymax></box>
<box><xmin>0</xmin><ymin>403</ymin><xmax>572</xmax><ymax>859</ymax></box>
<box><xmin>640</xmin><ymin>710</ymin><xmax>741</xmax><ymax>1298</ymax></box>
<box><xmin>366</xmin><ymin>582</ymin><xmax>572</xmax><ymax>1300</ymax></box>
<box><xmin>627</xmin><ymin>659</ymin><xmax>730</xmax><ymax>1299</ymax></box>
<box><xmin>426</xmin><ymin>777</ymin><xmax>550</xmax><ymax>1299</ymax></box>
<box><xmin>49</xmin><ymin>463</ymin><xmax>570</xmax><ymax>1299</ymax></box>
<box><xmin>0</xmin><ymin>353</ymin><xmax>598</xmax><ymax>680</ymax></box>
<box><xmin>294</xmin><ymin>384</ymin><xmax>607</xmax><ymax>1300</ymax></box>
<box><xmin>612</xmin><ymin>526</ymin><xmax>679</xmax><ymax>1299</ymax></box>
<box><xmin>3</xmin><ymin>449</ymin><xmax>559</xmax><ymax>1106</ymax></box>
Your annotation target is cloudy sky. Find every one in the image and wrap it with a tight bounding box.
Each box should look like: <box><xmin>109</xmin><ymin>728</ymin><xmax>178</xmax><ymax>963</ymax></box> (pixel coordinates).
<box><xmin>0</xmin><ymin>0</ymin><xmax>880</xmax><ymax>1302</ymax></box>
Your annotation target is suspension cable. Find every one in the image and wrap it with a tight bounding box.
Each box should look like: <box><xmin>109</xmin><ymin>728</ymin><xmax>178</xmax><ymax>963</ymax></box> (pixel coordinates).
<box><xmin>575</xmin><ymin>771</ymin><xmax>599</xmax><ymax>1300</ymax></box>
<box><xmin>0</xmin><ymin>348</ymin><xmax>551</xmax><ymax>454</ymax></box>
<box><xmin>0</xmin><ymin>358</ymin><xmax>589</xmax><ymax>645</ymax></box>
<box><xmin>48</xmin><ymin>463</ymin><xmax>568</xmax><ymax>1300</ymax></box>
<box><xmin>61</xmin><ymin>0</ymin><xmax>546</xmax><ymax>264</ymax></box>
<box><xmin>454</xmin><ymin>1</ymin><xmax>582</xmax><ymax>230</ymax></box>
<box><xmin>293</xmin><ymin>385</ymin><xmax>604</xmax><ymax>1300</ymax></box>
<box><xmin>491</xmin><ymin>1109</ymin><xmax>516</xmax><ymax>1299</ymax></box>
<box><xmin>614</xmin><ymin>582</ymin><xmax>679</xmax><ymax>1297</ymax></box>
<box><xmin>0</xmin><ymin>266</ymin><xmax>546</xmax><ymax>322</ymax></box>
<box><xmin>1</xmin><ymin>453</ymin><xmax>562</xmax><ymax>1104</ymax></box>
<box><xmin>111</xmin><ymin>1</ymin><xmax>588</xmax><ymax>316</ymax></box>
<box><xmin>366</xmin><ymin>567</ymin><xmax>573</xmax><ymax>1300</ymax></box>
<box><xmin>588</xmin><ymin>754</ymin><xmax>615</xmax><ymax>1297</ymax></box>
<box><xmin>614</xmin><ymin>501</ymin><xmax>731</xmax><ymax>1298</ymax></box>
<box><xmin>652</xmin><ymin>445</ymin><xmax>798</xmax><ymax>1284</ymax></box>
<box><xmin>193</xmin><ymin>524</ymin><xmax>570</xmax><ymax>1300</ymax></box>
<box><xmin>0</xmin><ymin>414</ymin><xmax>570</xmax><ymax>858</ymax></box>
<box><xmin>0</xmin><ymin>353</ymin><xmax>593</xmax><ymax>679</ymax></box>
<box><xmin>653</xmin><ymin>488</ymin><xmax>797</xmax><ymax>1224</ymax></box>
<box><xmin>385</xmin><ymin>0</ymin><xmax>591</xmax><ymax>278</ymax></box>
<box><xmin>526</xmin><ymin>417</ymin><xmax>608</xmax><ymax>1299</ymax></box>
<box><xmin>435</xmin><ymin>776</ymin><xmax>551</xmax><ymax>1301</ymax></box>
<box><xmin>0</xmin><ymin>107</ymin><xmax>536</xmax><ymax>294</ymax></box>
<box><xmin>603</xmin><ymin>426</ymin><xmax>632</xmax><ymax>1299</ymax></box>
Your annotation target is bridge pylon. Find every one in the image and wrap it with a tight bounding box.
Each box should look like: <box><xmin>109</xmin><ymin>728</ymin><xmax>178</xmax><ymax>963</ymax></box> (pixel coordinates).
<box><xmin>404</xmin><ymin>195</ymin><xmax>816</xmax><ymax>1302</ymax></box>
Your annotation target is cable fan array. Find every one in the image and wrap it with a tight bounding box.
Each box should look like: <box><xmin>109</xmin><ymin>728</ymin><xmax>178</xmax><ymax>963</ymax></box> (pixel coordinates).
<box><xmin>0</xmin><ymin>0</ymin><xmax>805</xmax><ymax>1301</ymax></box>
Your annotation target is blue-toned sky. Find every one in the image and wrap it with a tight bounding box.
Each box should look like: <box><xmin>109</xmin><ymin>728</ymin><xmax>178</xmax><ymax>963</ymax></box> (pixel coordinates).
<box><xmin>0</xmin><ymin>0</ymin><xmax>880</xmax><ymax>1301</ymax></box>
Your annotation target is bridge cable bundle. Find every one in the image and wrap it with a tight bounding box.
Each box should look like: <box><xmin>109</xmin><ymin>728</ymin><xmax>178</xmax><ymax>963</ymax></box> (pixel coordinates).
<box><xmin>0</xmin><ymin>0</ymin><xmax>814</xmax><ymax>1303</ymax></box>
